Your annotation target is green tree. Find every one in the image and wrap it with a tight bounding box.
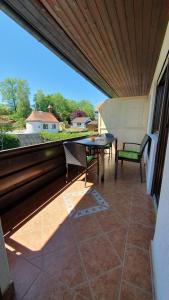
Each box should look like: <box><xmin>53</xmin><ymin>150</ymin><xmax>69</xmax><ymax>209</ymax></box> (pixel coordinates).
<box><xmin>67</xmin><ymin>99</ymin><xmax>78</xmax><ymax>113</ymax></box>
<box><xmin>34</xmin><ymin>91</ymin><xmax>71</xmax><ymax>121</ymax></box>
<box><xmin>78</xmin><ymin>100</ymin><xmax>94</xmax><ymax>119</ymax></box>
<box><xmin>48</xmin><ymin>93</ymin><xmax>70</xmax><ymax>121</ymax></box>
<box><xmin>0</xmin><ymin>78</ymin><xmax>18</xmax><ymax>111</ymax></box>
<box><xmin>33</xmin><ymin>90</ymin><xmax>46</xmax><ymax>111</ymax></box>
<box><xmin>33</xmin><ymin>90</ymin><xmax>95</xmax><ymax>122</ymax></box>
<box><xmin>16</xmin><ymin>80</ymin><xmax>31</xmax><ymax>117</ymax></box>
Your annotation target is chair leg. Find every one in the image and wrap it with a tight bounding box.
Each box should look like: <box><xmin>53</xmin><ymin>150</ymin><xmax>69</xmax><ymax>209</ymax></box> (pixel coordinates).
<box><xmin>66</xmin><ymin>164</ymin><xmax>68</xmax><ymax>183</ymax></box>
<box><xmin>140</xmin><ymin>161</ymin><xmax>143</xmax><ymax>183</ymax></box>
<box><xmin>97</xmin><ymin>150</ymin><xmax>99</xmax><ymax>176</ymax></box>
<box><xmin>121</xmin><ymin>160</ymin><xmax>123</xmax><ymax>167</ymax></box>
<box><xmin>115</xmin><ymin>158</ymin><xmax>118</xmax><ymax>180</ymax></box>
<box><xmin>85</xmin><ymin>169</ymin><xmax>87</xmax><ymax>187</ymax></box>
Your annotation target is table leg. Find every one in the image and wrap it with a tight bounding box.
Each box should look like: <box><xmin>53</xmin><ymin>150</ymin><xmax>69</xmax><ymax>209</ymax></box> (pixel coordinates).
<box><xmin>100</xmin><ymin>148</ymin><xmax>105</xmax><ymax>182</ymax></box>
<box><xmin>114</xmin><ymin>138</ymin><xmax>117</xmax><ymax>162</ymax></box>
<box><xmin>97</xmin><ymin>149</ymin><xmax>99</xmax><ymax>176</ymax></box>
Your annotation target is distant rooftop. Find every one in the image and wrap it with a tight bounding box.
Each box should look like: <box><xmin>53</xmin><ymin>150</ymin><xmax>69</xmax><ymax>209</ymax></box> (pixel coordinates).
<box><xmin>72</xmin><ymin>117</ymin><xmax>91</xmax><ymax>123</ymax></box>
<box><xmin>88</xmin><ymin>120</ymin><xmax>98</xmax><ymax>125</ymax></box>
<box><xmin>26</xmin><ymin>111</ymin><xmax>59</xmax><ymax>123</ymax></box>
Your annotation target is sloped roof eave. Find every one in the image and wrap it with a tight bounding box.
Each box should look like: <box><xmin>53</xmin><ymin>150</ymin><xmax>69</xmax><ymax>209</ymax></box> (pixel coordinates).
<box><xmin>26</xmin><ymin>120</ymin><xmax>59</xmax><ymax>123</ymax></box>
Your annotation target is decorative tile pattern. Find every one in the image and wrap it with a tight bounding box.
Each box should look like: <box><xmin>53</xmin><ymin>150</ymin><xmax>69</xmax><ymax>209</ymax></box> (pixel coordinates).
<box><xmin>63</xmin><ymin>188</ymin><xmax>109</xmax><ymax>219</ymax></box>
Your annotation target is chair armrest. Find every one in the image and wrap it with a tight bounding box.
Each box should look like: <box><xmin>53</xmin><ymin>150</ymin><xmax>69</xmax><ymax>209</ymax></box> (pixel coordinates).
<box><xmin>123</xmin><ymin>142</ymin><xmax>141</xmax><ymax>150</ymax></box>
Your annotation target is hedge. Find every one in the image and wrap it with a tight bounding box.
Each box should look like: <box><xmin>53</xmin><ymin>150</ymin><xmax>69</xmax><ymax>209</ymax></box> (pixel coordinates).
<box><xmin>39</xmin><ymin>131</ymin><xmax>96</xmax><ymax>142</ymax></box>
<box><xmin>0</xmin><ymin>134</ymin><xmax>20</xmax><ymax>150</ymax></box>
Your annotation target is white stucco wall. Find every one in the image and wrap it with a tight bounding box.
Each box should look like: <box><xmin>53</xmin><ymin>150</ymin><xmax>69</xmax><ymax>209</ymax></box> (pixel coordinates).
<box><xmin>98</xmin><ymin>96</ymin><xmax>148</xmax><ymax>149</ymax></box>
<box><xmin>0</xmin><ymin>219</ymin><xmax>10</xmax><ymax>295</ymax></box>
<box><xmin>152</xmin><ymin>134</ymin><xmax>169</xmax><ymax>300</ymax></box>
<box><xmin>26</xmin><ymin>122</ymin><xmax>59</xmax><ymax>133</ymax></box>
<box><xmin>72</xmin><ymin>122</ymin><xmax>86</xmax><ymax>128</ymax></box>
<box><xmin>147</xmin><ymin>22</ymin><xmax>169</xmax><ymax>300</ymax></box>
<box><xmin>26</xmin><ymin>121</ymin><xmax>42</xmax><ymax>133</ymax></box>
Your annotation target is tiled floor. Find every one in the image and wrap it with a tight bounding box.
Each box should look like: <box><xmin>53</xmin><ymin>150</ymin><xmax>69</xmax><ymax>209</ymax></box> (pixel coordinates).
<box><xmin>1</xmin><ymin>155</ymin><xmax>155</xmax><ymax>299</ymax></box>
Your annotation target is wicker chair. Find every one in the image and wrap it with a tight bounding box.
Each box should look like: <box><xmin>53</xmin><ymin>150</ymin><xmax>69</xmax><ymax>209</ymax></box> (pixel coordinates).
<box><xmin>63</xmin><ymin>141</ymin><xmax>94</xmax><ymax>187</ymax></box>
<box><xmin>115</xmin><ymin>134</ymin><xmax>151</xmax><ymax>182</ymax></box>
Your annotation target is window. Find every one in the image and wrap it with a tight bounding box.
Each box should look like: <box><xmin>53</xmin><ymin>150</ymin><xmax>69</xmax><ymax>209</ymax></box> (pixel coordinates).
<box><xmin>77</xmin><ymin>122</ymin><xmax>81</xmax><ymax>126</ymax></box>
<box><xmin>43</xmin><ymin>124</ymin><xmax>48</xmax><ymax>129</ymax></box>
<box><xmin>52</xmin><ymin>124</ymin><xmax>56</xmax><ymax>129</ymax></box>
<box><xmin>152</xmin><ymin>69</ymin><xmax>166</xmax><ymax>133</ymax></box>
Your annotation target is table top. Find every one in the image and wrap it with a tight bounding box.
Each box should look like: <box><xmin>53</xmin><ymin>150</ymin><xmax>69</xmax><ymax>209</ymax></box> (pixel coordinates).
<box><xmin>73</xmin><ymin>136</ymin><xmax>114</xmax><ymax>148</ymax></box>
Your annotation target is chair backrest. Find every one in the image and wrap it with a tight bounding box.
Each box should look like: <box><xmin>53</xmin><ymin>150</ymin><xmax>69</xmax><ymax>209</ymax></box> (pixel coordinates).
<box><xmin>102</xmin><ymin>133</ymin><xmax>114</xmax><ymax>142</ymax></box>
<box><xmin>63</xmin><ymin>141</ymin><xmax>87</xmax><ymax>168</ymax></box>
<box><xmin>140</xmin><ymin>134</ymin><xmax>151</xmax><ymax>155</ymax></box>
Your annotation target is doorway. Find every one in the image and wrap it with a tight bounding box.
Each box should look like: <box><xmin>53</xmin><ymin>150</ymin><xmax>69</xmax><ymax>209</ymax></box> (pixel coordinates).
<box><xmin>151</xmin><ymin>59</ymin><xmax>169</xmax><ymax>206</ymax></box>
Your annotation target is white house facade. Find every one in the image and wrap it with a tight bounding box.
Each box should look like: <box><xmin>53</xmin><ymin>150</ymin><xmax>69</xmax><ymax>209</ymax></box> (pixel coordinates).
<box><xmin>25</xmin><ymin>111</ymin><xmax>59</xmax><ymax>133</ymax></box>
<box><xmin>72</xmin><ymin>117</ymin><xmax>91</xmax><ymax>128</ymax></box>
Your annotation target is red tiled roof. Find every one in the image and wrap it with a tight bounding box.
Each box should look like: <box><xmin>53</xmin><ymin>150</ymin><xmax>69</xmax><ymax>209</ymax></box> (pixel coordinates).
<box><xmin>72</xmin><ymin>117</ymin><xmax>91</xmax><ymax>123</ymax></box>
<box><xmin>26</xmin><ymin>111</ymin><xmax>59</xmax><ymax>123</ymax></box>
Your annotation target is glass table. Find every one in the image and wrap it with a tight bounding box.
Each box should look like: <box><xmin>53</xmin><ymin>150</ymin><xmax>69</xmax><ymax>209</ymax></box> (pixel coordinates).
<box><xmin>74</xmin><ymin>136</ymin><xmax>117</xmax><ymax>181</ymax></box>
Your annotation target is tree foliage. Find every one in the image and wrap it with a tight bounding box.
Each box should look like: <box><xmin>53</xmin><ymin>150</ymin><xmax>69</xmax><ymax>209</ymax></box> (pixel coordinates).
<box><xmin>0</xmin><ymin>78</ymin><xmax>31</xmax><ymax>117</ymax></box>
<box><xmin>33</xmin><ymin>90</ymin><xmax>46</xmax><ymax>110</ymax></box>
<box><xmin>0</xmin><ymin>78</ymin><xmax>18</xmax><ymax>111</ymax></box>
<box><xmin>16</xmin><ymin>80</ymin><xmax>31</xmax><ymax>117</ymax></box>
<box><xmin>78</xmin><ymin>100</ymin><xmax>94</xmax><ymax>119</ymax></box>
<box><xmin>69</xmin><ymin>109</ymin><xmax>86</xmax><ymax>121</ymax></box>
<box><xmin>33</xmin><ymin>91</ymin><xmax>94</xmax><ymax>122</ymax></box>
<box><xmin>0</xmin><ymin>78</ymin><xmax>95</xmax><ymax>127</ymax></box>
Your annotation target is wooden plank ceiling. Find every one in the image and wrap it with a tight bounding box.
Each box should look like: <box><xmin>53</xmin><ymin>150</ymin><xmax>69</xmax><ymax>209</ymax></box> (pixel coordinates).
<box><xmin>1</xmin><ymin>0</ymin><xmax>169</xmax><ymax>97</ymax></box>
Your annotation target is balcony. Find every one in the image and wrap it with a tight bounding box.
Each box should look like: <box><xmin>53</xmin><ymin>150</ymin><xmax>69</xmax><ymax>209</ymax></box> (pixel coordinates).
<box><xmin>1</xmin><ymin>154</ymin><xmax>155</xmax><ymax>299</ymax></box>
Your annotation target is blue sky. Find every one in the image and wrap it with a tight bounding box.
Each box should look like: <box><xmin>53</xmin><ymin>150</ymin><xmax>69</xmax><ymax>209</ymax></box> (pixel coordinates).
<box><xmin>0</xmin><ymin>11</ymin><xmax>106</xmax><ymax>107</ymax></box>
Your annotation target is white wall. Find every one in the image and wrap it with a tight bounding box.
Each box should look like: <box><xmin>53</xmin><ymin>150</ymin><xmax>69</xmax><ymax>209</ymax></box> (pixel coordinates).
<box><xmin>26</xmin><ymin>121</ymin><xmax>42</xmax><ymax>133</ymax></box>
<box><xmin>98</xmin><ymin>96</ymin><xmax>148</xmax><ymax>149</ymax></box>
<box><xmin>152</xmin><ymin>134</ymin><xmax>169</xmax><ymax>300</ymax></box>
<box><xmin>0</xmin><ymin>219</ymin><xmax>11</xmax><ymax>295</ymax></box>
<box><xmin>26</xmin><ymin>122</ymin><xmax>59</xmax><ymax>133</ymax></box>
<box><xmin>147</xmin><ymin>22</ymin><xmax>169</xmax><ymax>300</ymax></box>
<box><xmin>72</xmin><ymin>122</ymin><xmax>86</xmax><ymax>128</ymax></box>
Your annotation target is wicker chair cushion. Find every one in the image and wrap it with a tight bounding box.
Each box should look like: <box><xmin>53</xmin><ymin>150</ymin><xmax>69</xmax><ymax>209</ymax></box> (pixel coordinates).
<box><xmin>118</xmin><ymin>150</ymin><xmax>139</xmax><ymax>160</ymax></box>
<box><xmin>86</xmin><ymin>155</ymin><xmax>94</xmax><ymax>163</ymax></box>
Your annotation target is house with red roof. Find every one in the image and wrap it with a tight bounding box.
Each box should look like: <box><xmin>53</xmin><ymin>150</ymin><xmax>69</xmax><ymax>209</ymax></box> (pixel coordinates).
<box><xmin>26</xmin><ymin>110</ymin><xmax>59</xmax><ymax>133</ymax></box>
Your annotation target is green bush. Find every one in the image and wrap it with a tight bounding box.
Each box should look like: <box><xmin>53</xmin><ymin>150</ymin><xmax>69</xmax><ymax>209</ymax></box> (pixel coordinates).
<box><xmin>66</xmin><ymin>128</ymin><xmax>88</xmax><ymax>133</ymax></box>
<box><xmin>39</xmin><ymin>131</ymin><xmax>96</xmax><ymax>142</ymax></box>
<box><xmin>9</xmin><ymin>113</ymin><xmax>21</xmax><ymax>122</ymax></box>
<box><xmin>13</xmin><ymin>118</ymin><xmax>26</xmax><ymax>130</ymax></box>
<box><xmin>0</xmin><ymin>104</ymin><xmax>10</xmax><ymax>115</ymax></box>
<box><xmin>0</xmin><ymin>134</ymin><xmax>20</xmax><ymax>150</ymax></box>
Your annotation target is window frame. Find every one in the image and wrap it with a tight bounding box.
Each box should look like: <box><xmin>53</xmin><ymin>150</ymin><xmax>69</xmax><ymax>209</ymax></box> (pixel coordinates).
<box><xmin>43</xmin><ymin>123</ymin><xmax>48</xmax><ymax>129</ymax></box>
